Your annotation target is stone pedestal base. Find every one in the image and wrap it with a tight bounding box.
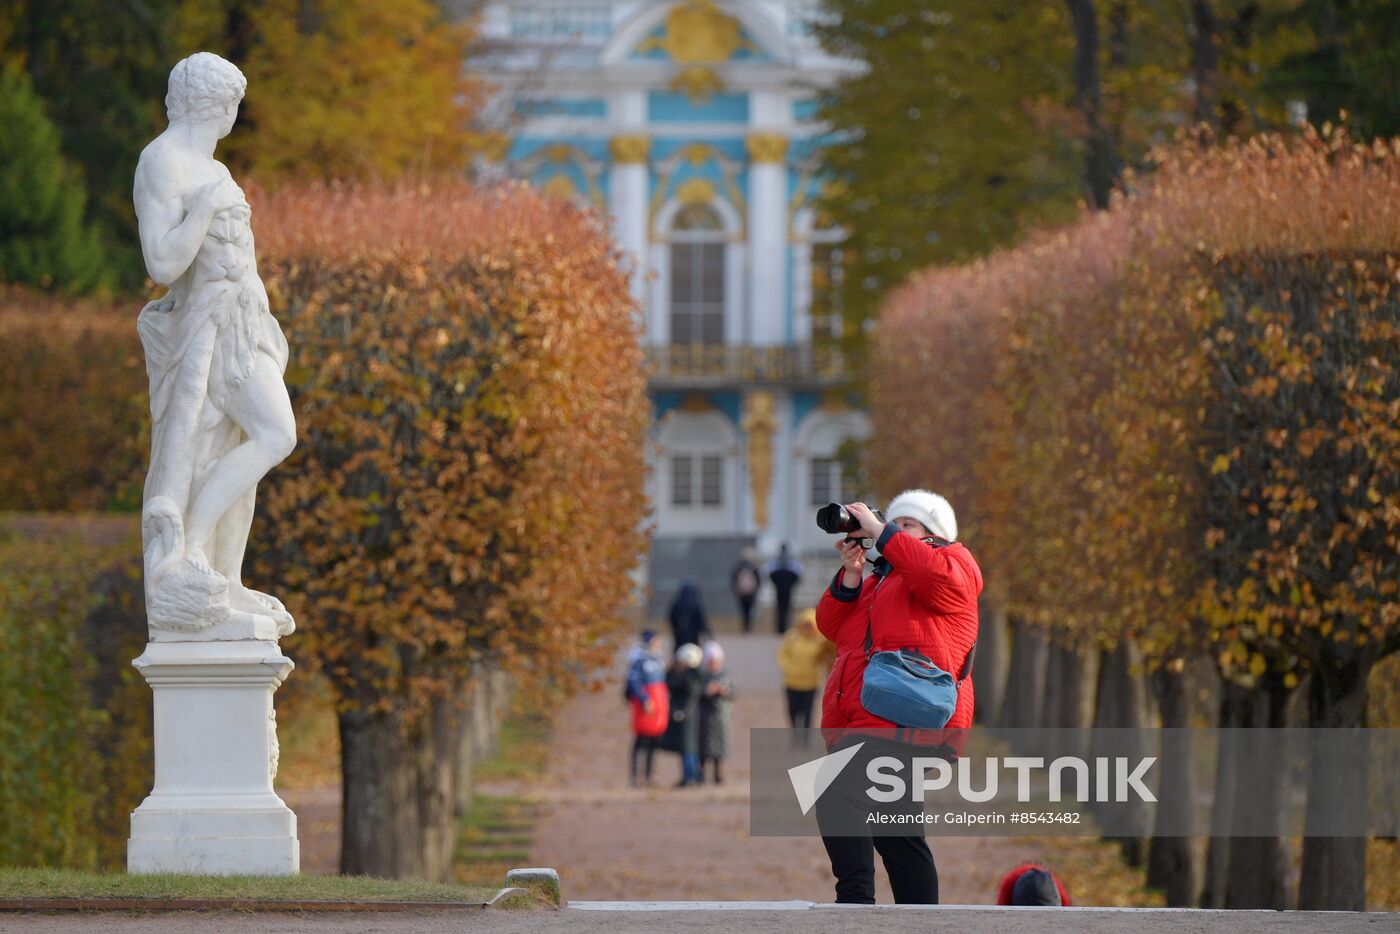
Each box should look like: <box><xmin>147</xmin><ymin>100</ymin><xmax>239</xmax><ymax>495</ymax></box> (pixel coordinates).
<box><xmin>127</xmin><ymin>641</ymin><xmax>300</xmax><ymax>876</ymax></box>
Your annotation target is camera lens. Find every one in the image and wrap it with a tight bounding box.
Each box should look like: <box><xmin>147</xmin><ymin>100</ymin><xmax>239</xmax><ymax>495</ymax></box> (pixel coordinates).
<box><xmin>815</xmin><ymin>502</ymin><xmax>860</xmax><ymax>534</ymax></box>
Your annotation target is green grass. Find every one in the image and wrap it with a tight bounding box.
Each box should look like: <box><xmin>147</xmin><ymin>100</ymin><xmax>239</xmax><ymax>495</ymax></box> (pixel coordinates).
<box><xmin>0</xmin><ymin>867</ymin><xmax>496</xmax><ymax>903</ymax></box>
<box><xmin>457</xmin><ymin>850</ymin><xmax>529</xmax><ymax>865</ymax></box>
<box><xmin>454</xmin><ymin>794</ymin><xmax>541</xmax><ymax>886</ymax></box>
<box><xmin>453</xmin><ymin>690</ymin><xmax>556</xmax><ymax>887</ymax></box>
<box><xmin>473</xmin><ymin>712</ymin><xmax>554</xmax><ymax>782</ymax></box>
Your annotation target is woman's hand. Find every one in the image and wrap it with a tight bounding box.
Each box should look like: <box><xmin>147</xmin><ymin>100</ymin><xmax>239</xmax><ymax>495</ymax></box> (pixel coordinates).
<box><xmin>836</xmin><ymin>537</ymin><xmax>866</xmax><ymax>588</ymax></box>
<box><xmin>845</xmin><ymin>502</ymin><xmax>886</xmax><ymax>540</ymax></box>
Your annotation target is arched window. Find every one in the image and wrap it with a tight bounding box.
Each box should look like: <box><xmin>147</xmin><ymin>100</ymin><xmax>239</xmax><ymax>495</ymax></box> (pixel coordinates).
<box><xmin>669</xmin><ymin>203</ymin><xmax>726</xmax><ymax>345</ymax></box>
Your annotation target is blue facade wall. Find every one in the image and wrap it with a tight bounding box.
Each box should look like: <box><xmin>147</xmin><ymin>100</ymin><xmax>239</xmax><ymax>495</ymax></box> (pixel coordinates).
<box><xmin>648</xmin><ymin>92</ymin><xmax>749</xmax><ymax>124</ymax></box>
<box><xmin>515</xmin><ymin>98</ymin><xmax>608</xmax><ymax>118</ymax></box>
<box><xmin>792</xmin><ymin>392</ymin><xmax>821</xmax><ymax>431</ymax></box>
<box><xmin>653</xmin><ymin>391</ymin><xmax>743</xmax><ymax>427</ymax></box>
<box><xmin>509</xmin><ymin>137</ymin><xmax>609</xmax><ymax>160</ymax></box>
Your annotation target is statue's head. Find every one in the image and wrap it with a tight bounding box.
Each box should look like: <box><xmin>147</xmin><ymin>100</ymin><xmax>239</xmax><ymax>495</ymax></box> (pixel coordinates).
<box><xmin>165</xmin><ymin>52</ymin><xmax>246</xmax><ymax>135</ymax></box>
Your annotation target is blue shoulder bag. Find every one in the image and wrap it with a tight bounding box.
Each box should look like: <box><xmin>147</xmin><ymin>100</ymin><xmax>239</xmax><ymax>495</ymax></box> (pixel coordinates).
<box><xmin>858</xmin><ymin>544</ymin><xmax>977</xmax><ymax>730</ymax></box>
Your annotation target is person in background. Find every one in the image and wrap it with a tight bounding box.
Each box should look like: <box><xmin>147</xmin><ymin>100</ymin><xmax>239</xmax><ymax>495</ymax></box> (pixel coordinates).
<box><xmin>765</xmin><ymin>544</ymin><xmax>804</xmax><ymax>635</ymax></box>
<box><xmin>730</xmin><ymin>547</ymin><xmax>762</xmax><ymax>634</ymax></box>
<box><xmin>996</xmin><ymin>864</ymin><xmax>1071</xmax><ymax>906</ymax></box>
<box><xmin>662</xmin><ymin>642</ymin><xmax>705</xmax><ymax>787</ymax></box>
<box><xmin>698</xmin><ymin>641</ymin><xmax>735</xmax><ymax>784</ymax></box>
<box><xmin>624</xmin><ymin>630</ymin><xmax>669</xmax><ymax>787</ymax></box>
<box><xmin>668</xmin><ymin>579</ymin><xmax>710</xmax><ymax>648</ymax></box>
<box><xmin>777</xmin><ymin>608</ymin><xmax>835</xmax><ymax>742</ymax></box>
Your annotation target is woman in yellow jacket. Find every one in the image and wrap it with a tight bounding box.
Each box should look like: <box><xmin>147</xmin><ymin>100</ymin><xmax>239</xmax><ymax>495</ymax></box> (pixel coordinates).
<box><xmin>777</xmin><ymin>608</ymin><xmax>836</xmax><ymax>732</ymax></box>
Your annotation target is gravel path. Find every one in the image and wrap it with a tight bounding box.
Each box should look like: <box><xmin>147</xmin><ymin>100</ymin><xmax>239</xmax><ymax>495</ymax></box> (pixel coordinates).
<box><xmin>4</xmin><ymin>905</ymin><xmax>1395</xmax><ymax>933</ymax></box>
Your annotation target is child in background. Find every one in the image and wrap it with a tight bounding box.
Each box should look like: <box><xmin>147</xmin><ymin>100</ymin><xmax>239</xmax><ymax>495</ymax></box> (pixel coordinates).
<box><xmin>698</xmin><ymin>641</ymin><xmax>735</xmax><ymax>784</ymax></box>
<box><xmin>624</xmin><ymin>630</ymin><xmax>669</xmax><ymax>786</ymax></box>
<box><xmin>777</xmin><ymin>609</ymin><xmax>835</xmax><ymax>739</ymax></box>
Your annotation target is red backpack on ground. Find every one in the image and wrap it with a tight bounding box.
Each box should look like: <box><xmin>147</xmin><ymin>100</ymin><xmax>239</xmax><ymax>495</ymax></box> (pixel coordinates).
<box><xmin>996</xmin><ymin>863</ymin><xmax>1071</xmax><ymax>906</ymax></box>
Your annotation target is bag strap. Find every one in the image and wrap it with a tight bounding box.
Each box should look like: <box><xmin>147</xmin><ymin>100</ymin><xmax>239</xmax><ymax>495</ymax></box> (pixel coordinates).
<box><xmin>860</xmin><ymin>538</ymin><xmax>978</xmax><ymax>682</ymax></box>
<box><xmin>864</xmin><ymin>536</ymin><xmax>942</xmax><ymax>658</ymax></box>
<box><xmin>957</xmin><ymin>640</ymin><xmax>977</xmax><ymax>683</ymax></box>
<box><xmin>862</xmin><ymin>572</ymin><xmax>888</xmax><ymax>658</ymax></box>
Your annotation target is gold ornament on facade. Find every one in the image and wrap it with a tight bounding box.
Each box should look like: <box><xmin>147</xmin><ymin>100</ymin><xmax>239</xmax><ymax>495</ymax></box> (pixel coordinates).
<box><xmin>542</xmin><ymin>175</ymin><xmax>579</xmax><ymax>200</ymax></box>
<box><xmin>649</xmin><ymin>144</ymin><xmax>748</xmax><ymax>239</ymax></box>
<box><xmin>746</xmin><ymin>133</ymin><xmax>790</xmax><ymax>164</ymax></box>
<box><xmin>678</xmin><ymin>143</ymin><xmax>718</xmax><ymax>166</ymax></box>
<box><xmin>609</xmin><ymin>134</ymin><xmax>651</xmax><ymax>164</ymax></box>
<box><xmin>541</xmin><ymin>143</ymin><xmax>578</xmax><ymax>162</ymax></box>
<box><xmin>670</xmin><ymin>64</ymin><xmax>726</xmax><ymax>103</ymax></box>
<box><xmin>638</xmin><ymin>0</ymin><xmax>751</xmax><ymax>64</ymax></box>
<box><xmin>742</xmin><ymin>391</ymin><xmax>779</xmax><ymax>529</ymax></box>
<box><xmin>680</xmin><ymin>392</ymin><xmax>716</xmax><ymax>413</ymax></box>
<box><xmin>519</xmin><ymin>143</ymin><xmax>606</xmax><ymax>209</ymax></box>
<box><xmin>676</xmin><ymin>178</ymin><xmax>717</xmax><ymax>206</ymax></box>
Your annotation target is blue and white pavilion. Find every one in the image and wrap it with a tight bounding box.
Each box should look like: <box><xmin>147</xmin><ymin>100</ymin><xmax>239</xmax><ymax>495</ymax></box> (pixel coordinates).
<box><xmin>473</xmin><ymin>1</ymin><xmax>869</xmax><ymax>612</ymax></box>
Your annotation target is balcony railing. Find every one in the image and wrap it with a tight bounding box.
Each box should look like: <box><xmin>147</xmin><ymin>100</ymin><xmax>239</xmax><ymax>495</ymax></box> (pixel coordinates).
<box><xmin>645</xmin><ymin>343</ymin><xmax>849</xmax><ymax>387</ymax></box>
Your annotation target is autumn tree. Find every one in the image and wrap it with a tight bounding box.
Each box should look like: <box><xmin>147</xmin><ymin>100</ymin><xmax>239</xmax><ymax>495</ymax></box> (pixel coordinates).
<box><xmin>250</xmin><ymin>180</ymin><xmax>648</xmax><ymax>880</ymax></box>
<box><xmin>0</xmin><ymin>0</ymin><xmax>484</xmax><ymax>289</ymax></box>
<box><xmin>811</xmin><ymin>1</ymin><xmax>1083</xmax><ymax>360</ymax></box>
<box><xmin>811</xmin><ymin>0</ymin><xmax>1312</xmax><ymax>379</ymax></box>
<box><xmin>181</xmin><ymin>0</ymin><xmax>480</xmax><ymax>182</ymax></box>
<box><xmin>875</xmin><ymin>126</ymin><xmax>1400</xmax><ymax>909</ymax></box>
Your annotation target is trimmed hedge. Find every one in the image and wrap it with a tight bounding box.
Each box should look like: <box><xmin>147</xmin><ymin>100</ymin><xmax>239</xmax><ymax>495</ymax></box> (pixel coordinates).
<box><xmin>0</xmin><ymin>289</ymin><xmax>146</xmax><ymax>511</ymax></box>
<box><xmin>0</xmin><ymin>517</ymin><xmax>150</xmax><ymax>869</ymax></box>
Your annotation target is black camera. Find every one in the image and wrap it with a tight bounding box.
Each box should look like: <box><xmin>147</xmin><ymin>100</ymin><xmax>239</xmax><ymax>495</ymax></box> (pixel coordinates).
<box><xmin>816</xmin><ymin>502</ymin><xmax>884</xmax><ymax>534</ymax></box>
<box><xmin>816</xmin><ymin>503</ymin><xmax>885</xmax><ymax>549</ymax></box>
<box><xmin>816</xmin><ymin>502</ymin><xmax>859</xmax><ymax>534</ymax></box>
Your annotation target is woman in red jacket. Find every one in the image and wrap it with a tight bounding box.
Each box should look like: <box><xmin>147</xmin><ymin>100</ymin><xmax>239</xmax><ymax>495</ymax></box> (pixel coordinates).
<box><xmin>814</xmin><ymin>490</ymin><xmax>983</xmax><ymax>905</ymax></box>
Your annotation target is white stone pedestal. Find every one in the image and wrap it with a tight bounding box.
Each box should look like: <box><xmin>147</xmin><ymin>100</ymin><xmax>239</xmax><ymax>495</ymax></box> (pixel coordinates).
<box><xmin>127</xmin><ymin>641</ymin><xmax>300</xmax><ymax>875</ymax></box>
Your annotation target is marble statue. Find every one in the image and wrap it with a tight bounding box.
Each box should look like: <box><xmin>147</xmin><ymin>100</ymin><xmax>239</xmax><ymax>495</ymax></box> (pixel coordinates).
<box><xmin>127</xmin><ymin>50</ymin><xmax>299</xmax><ymax>879</ymax></box>
<box><xmin>134</xmin><ymin>52</ymin><xmax>295</xmax><ymax>640</ymax></box>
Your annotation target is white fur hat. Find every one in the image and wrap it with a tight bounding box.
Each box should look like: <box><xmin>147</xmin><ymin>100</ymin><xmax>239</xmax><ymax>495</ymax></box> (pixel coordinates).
<box><xmin>885</xmin><ymin>489</ymin><xmax>957</xmax><ymax>542</ymax></box>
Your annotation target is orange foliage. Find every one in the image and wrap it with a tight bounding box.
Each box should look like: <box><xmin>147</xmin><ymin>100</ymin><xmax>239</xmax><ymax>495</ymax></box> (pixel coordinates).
<box><xmin>876</xmin><ymin>211</ymin><xmax>1136</xmax><ymax>628</ymax></box>
<box><xmin>212</xmin><ymin>0</ymin><xmax>482</xmax><ymax>183</ymax></box>
<box><xmin>0</xmin><ymin>287</ymin><xmax>146</xmax><ymax>511</ymax></box>
<box><xmin>875</xmin><ymin>126</ymin><xmax>1400</xmax><ymax>702</ymax></box>
<box><xmin>250</xmin><ymin>179</ymin><xmax>649</xmax><ymax>719</ymax></box>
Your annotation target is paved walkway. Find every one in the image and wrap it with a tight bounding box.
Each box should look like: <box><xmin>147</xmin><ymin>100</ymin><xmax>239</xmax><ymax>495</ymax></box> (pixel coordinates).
<box><xmin>484</xmin><ymin>631</ymin><xmax>1052</xmax><ymax>903</ymax></box>
<box><xmin>3</xmin><ymin>906</ymin><xmax>1393</xmax><ymax>933</ymax></box>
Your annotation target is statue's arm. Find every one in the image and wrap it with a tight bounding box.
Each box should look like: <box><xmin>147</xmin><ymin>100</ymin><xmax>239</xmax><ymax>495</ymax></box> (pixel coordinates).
<box><xmin>134</xmin><ymin>150</ymin><xmax>221</xmax><ymax>287</ymax></box>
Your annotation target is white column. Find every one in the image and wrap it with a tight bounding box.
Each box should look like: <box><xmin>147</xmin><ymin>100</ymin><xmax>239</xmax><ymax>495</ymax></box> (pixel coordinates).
<box><xmin>608</xmin><ymin>133</ymin><xmax>650</xmax><ymax>311</ymax></box>
<box><xmin>127</xmin><ymin>641</ymin><xmax>299</xmax><ymax>875</ymax></box>
<box><xmin>791</xmin><ymin>208</ymin><xmax>815</xmax><ymax>345</ymax></box>
<box><xmin>747</xmin><ymin>132</ymin><xmax>790</xmax><ymax>348</ymax></box>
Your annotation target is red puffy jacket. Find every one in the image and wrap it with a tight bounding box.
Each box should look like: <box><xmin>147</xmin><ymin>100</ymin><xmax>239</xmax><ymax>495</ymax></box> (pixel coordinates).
<box><xmin>816</xmin><ymin>525</ymin><xmax>983</xmax><ymax>732</ymax></box>
<box><xmin>630</xmin><ymin>682</ymin><xmax>669</xmax><ymax>737</ymax></box>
